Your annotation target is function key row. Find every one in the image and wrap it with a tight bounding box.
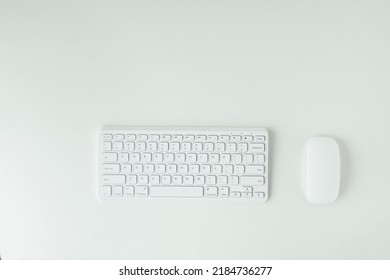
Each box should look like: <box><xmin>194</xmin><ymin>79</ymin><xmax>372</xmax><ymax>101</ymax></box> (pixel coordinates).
<box><xmin>102</xmin><ymin>134</ymin><xmax>266</xmax><ymax>142</ymax></box>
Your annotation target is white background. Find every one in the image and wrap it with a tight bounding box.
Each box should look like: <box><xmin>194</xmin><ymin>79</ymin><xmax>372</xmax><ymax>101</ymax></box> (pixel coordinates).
<box><xmin>0</xmin><ymin>0</ymin><xmax>389</xmax><ymax>259</ymax></box>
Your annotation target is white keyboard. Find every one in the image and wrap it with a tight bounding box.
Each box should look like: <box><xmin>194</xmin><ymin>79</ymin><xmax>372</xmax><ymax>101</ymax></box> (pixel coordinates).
<box><xmin>99</xmin><ymin>126</ymin><xmax>269</xmax><ymax>201</ymax></box>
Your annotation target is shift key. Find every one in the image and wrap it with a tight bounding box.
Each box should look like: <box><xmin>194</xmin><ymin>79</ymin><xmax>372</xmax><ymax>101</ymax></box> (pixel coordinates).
<box><xmin>240</xmin><ymin>176</ymin><xmax>264</xmax><ymax>186</ymax></box>
<box><xmin>102</xmin><ymin>175</ymin><xmax>126</xmax><ymax>184</ymax></box>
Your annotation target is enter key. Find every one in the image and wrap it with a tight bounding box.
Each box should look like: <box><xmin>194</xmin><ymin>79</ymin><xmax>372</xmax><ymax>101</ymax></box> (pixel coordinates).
<box><xmin>245</xmin><ymin>165</ymin><xmax>265</xmax><ymax>175</ymax></box>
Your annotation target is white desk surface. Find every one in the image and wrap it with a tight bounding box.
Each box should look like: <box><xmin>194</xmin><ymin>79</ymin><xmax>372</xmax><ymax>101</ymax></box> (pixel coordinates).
<box><xmin>1</xmin><ymin>0</ymin><xmax>390</xmax><ymax>259</ymax></box>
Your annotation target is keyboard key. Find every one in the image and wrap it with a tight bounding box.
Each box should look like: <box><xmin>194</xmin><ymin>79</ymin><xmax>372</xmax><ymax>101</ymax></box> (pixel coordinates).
<box><xmin>172</xmin><ymin>134</ymin><xmax>183</xmax><ymax>141</ymax></box>
<box><xmin>228</xmin><ymin>176</ymin><xmax>239</xmax><ymax>185</ymax></box>
<box><xmin>181</xmin><ymin>142</ymin><xmax>191</xmax><ymax>152</ymax></box>
<box><xmin>195</xmin><ymin>175</ymin><xmax>205</xmax><ymax>185</ymax></box>
<box><xmin>114</xmin><ymin>134</ymin><xmax>125</xmax><ymax>140</ymax></box>
<box><xmin>138</xmin><ymin>175</ymin><xmax>149</xmax><ymax>184</ymax></box>
<box><xmin>238</xmin><ymin>143</ymin><xmax>248</xmax><ymax>152</ymax></box>
<box><xmin>231</xmin><ymin>135</ymin><xmax>241</xmax><ymax>141</ymax></box>
<box><xmin>243</xmin><ymin>154</ymin><xmax>254</xmax><ymax>163</ymax></box>
<box><xmin>153</xmin><ymin>153</ymin><xmax>163</xmax><ymax>162</ymax></box>
<box><xmin>187</xmin><ymin>153</ymin><xmax>197</xmax><ymax>163</ymax></box>
<box><xmin>149</xmin><ymin>134</ymin><xmax>159</xmax><ymax>141</ymax></box>
<box><xmin>215</xmin><ymin>143</ymin><xmax>225</xmax><ymax>152</ymax></box>
<box><xmin>170</xmin><ymin>142</ymin><xmax>180</xmax><ymax>152</ymax></box>
<box><xmin>254</xmin><ymin>192</ymin><xmax>265</xmax><ymax>198</ymax></box>
<box><xmin>158</xmin><ymin>142</ymin><xmax>169</xmax><ymax>151</ymax></box>
<box><xmin>137</xmin><ymin>134</ymin><xmax>148</xmax><ymax>141</ymax></box>
<box><xmin>176</xmin><ymin>153</ymin><xmax>186</xmax><ymax>163</ymax></box>
<box><xmin>220</xmin><ymin>154</ymin><xmax>231</xmax><ymax>163</ymax></box>
<box><xmin>144</xmin><ymin>164</ymin><xmax>154</xmax><ymax>173</ymax></box>
<box><xmin>219</xmin><ymin>135</ymin><xmax>230</xmax><ymax>141</ymax></box>
<box><xmin>135</xmin><ymin>186</ymin><xmax>148</xmax><ymax>197</ymax></box>
<box><xmin>231</xmin><ymin>191</ymin><xmax>241</xmax><ymax>198</ymax></box>
<box><xmin>113</xmin><ymin>186</ymin><xmax>123</xmax><ymax>197</ymax></box>
<box><xmin>204</xmin><ymin>142</ymin><xmax>214</xmax><ymax>152</ymax></box>
<box><xmin>102</xmin><ymin>164</ymin><xmax>120</xmax><ymax>173</ymax></box>
<box><xmin>183</xmin><ymin>175</ymin><xmax>194</xmax><ymax>184</ymax></box>
<box><xmin>249</xmin><ymin>143</ymin><xmax>265</xmax><ymax>153</ymax></box>
<box><xmin>133</xmin><ymin>164</ymin><xmax>143</xmax><ymax>173</ymax></box>
<box><xmin>156</xmin><ymin>164</ymin><xmax>166</xmax><ymax>173</ymax></box>
<box><xmin>205</xmin><ymin>187</ymin><xmax>218</xmax><ymax>197</ymax></box>
<box><xmin>127</xmin><ymin>175</ymin><xmax>137</xmax><ymax>184</ymax></box>
<box><xmin>161</xmin><ymin>134</ymin><xmax>171</xmax><ymax>141</ymax></box>
<box><xmin>209</xmin><ymin>154</ymin><xmax>219</xmax><ymax>163</ymax></box>
<box><xmin>103</xmin><ymin>142</ymin><xmax>112</xmax><ymax>151</ymax></box>
<box><xmin>207</xmin><ymin>135</ymin><xmax>218</xmax><ymax>141</ymax></box>
<box><xmin>242</xmin><ymin>192</ymin><xmax>253</xmax><ymax>198</ymax></box>
<box><xmin>232</xmin><ymin>154</ymin><xmax>242</xmax><ymax>163</ymax></box>
<box><xmin>124</xmin><ymin>185</ymin><xmax>134</xmax><ymax>196</ymax></box>
<box><xmin>113</xmin><ymin>142</ymin><xmax>124</xmax><ymax>151</ymax></box>
<box><xmin>184</xmin><ymin>135</ymin><xmax>195</xmax><ymax>141</ymax></box>
<box><xmin>189</xmin><ymin>164</ymin><xmax>200</xmax><ymax>174</ymax></box>
<box><xmin>102</xmin><ymin>175</ymin><xmax>126</xmax><ymax>184</ymax></box>
<box><xmin>121</xmin><ymin>164</ymin><xmax>131</xmax><ymax>173</ymax></box>
<box><xmin>200</xmin><ymin>164</ymin><xmax>211</xmax><ymax>174</ymax></box>
<box><xmin>196</xmin><ymin>135</ymin><xmax>206</xmax><ymax>141</ymax></box>
<box><xmin>125</xmin><ymin>134</ymin><xmax>136</xmax><ymax>140</ymax></box>
<box><xmin>101</xmin><ymin>186</ymin><xmax>112</xmax><ymax>197</ymax></box>
<box><xmin>164</xmin><ymin>153</ymin><xmax>174</xmax><ymax>162</ymax></box>
<box><xmin>135</xmin><ymin>142</ymin><xmax>146</xmax><ymax>151</ymax></box>
<box><xmin>246</xmin><ymin>165</ymin><xmax>264</xmax><ymax>174</ymax></box>
<box><xmin>206</xmin><ymin>175</ymin><xmax>216</xmax><ymax>185</ymax></box>
<box><xmin>150</xmin><ymin>175</ymin><xmax>160</xmax><ymax>184</ymax></box>
<box><xmin>193</xmin><ymin>142</ymin><xmax>203</xmax><ymax>152</ymax></box>
<box><xmin>178</xmin><ymin>164</ymin><xmax>189</xmax><ymax>173</ymax></box>
<box><xmin>212</xmin><ymin>164</ymin><xmax>222</xmax><ymax>174</ymax></box>
<box><xmin>102</xmin><ymin>134</ymin><xmax>113</xmax><ymax>140</ymax></box>
<box><xmin>218</xmin><ymin>176</ymin><xmax>228</xmax><ymax>185</ymax></box>
<box><xmin>254</xmin><ymin>135</ymin><xmax>265</xmax><ymax>142</ymax></box>
<box><xmin>119</xmin><ymin>153</ymin><xmax>129</xmax><ymax>162</ymax></box>
<box><xmin>172</xmin><ymin>175</ymin><xmax>183</xmax><ymax>184</ymax></box>
<box><xmin>198</xmin><ymin>153</ymin><xmax>208</xmax><ymax>163</ymax></box>
<box><xmin>147</xmin><ymin>142</ymin><xmax>157</xmax><ymax>151</ymax></box>
<box><xmin>243</xmin><ymin>135</ymin><xmax>253</xmax><ymax>141</ymax></box>
<box><xmin>226</xmin><ymin>143</ymin><xmax>236</xmax><ymax>152</ymax></box>
<box><xmin>150</xmin><ymin>186</ymin><xmax>204</xmax><ymax>197</ymax></box>
<box><xmin>219</xmin><ymin>186</ymin><xmax>229</xmax><ymax>197</ymax></box>
<box><xmin>224</xmin><ymin>164</ymin><xmax>233</xmax><ymax>174</ymax></box>
<box><xmin>167</xmin><ymin>164</ymin><xmax>177</xmax><ymax>173</ymax></box>
<box><xmin>235</xmin><ymin>165</ymin><xmax>245</xmax><ymax>174</ymax></box>
<box><xmin>254</xmin><ymin>154</ymin><xmax>265</xmax><ymax>164</ymax></box>
<box><xmin>130</xmin><ymin>153</ymin><xmax>140</xmax><ymax>162</ymax></box>
<box><xmin>124</xmin><ymin>142</ymin><xmax>135</xmax><ymax>151</ymax></box>
<box><xmin>240</xmin><ymin>176</ymin><xmax>265</xmax><ymax>186</ymax></box>
<box><xmin>141</xmin><ymin>153</ymin><xmax>152</xmax><ymax>162</ymax></box>
<box><xmin>161</xmin><ymin>175</ymin><xmax>171</xmax><ymax>184</ymax></box>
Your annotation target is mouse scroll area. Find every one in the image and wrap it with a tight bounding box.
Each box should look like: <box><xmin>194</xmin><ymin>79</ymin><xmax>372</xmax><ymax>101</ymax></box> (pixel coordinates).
<box><xmin>305</xmin><ymin>137</ymin><xmax>340</xmax><ymax>204</ymax></box>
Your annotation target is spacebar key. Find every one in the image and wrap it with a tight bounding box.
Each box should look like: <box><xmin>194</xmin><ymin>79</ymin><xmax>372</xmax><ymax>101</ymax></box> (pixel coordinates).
<box><xmin>150</xmin><ymin>186</ymin><xmax>204</xmax><ymax>197</ymax></box>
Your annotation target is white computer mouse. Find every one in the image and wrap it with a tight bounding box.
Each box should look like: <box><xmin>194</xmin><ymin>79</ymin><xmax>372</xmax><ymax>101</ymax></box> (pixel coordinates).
<box><xmin>304</xmin><ymin>137</ymin><xmax>340</xmax><ymax>204</ymax></box>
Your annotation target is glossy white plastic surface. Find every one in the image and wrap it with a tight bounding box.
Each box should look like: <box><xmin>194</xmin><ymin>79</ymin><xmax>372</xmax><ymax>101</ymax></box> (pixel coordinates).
<box><xmin>305</xmin><ymin>137</ymin><xmax>340</xmax><ymax>204</ymax></box>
